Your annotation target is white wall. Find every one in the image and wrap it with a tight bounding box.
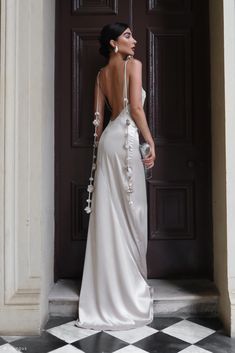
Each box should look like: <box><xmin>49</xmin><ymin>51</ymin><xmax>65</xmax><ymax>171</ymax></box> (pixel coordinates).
<box><xmin>223</xmin><ymin>0</ymin><xmax>235</xmax><ymax>337</ymax></box>
<box><xmin>209</xmin><ymin>0</ymin><xmax>235</xmax><ymax>337</ymax></box>
<box><xmin>40</xmin><ymin>0</ymin><xmax>56</xmax><ymax>330</ymax></box>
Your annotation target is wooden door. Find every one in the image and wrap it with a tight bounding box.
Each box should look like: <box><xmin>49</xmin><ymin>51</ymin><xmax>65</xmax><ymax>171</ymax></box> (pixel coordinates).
<box><xmin>55</xmin><ymin>0</ymin><xmax>212</xmax><ymax>280</ymax></box>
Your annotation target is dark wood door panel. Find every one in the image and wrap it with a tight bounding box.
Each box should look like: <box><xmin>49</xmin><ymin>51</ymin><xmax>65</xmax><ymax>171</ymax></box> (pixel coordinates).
<box><xmin>55</xmin><ymin>0</ymin><xmax>212</xmax><ymax>280</ymax></box>
<box><xmin>132</xmin><ymin>0</ymin><xmax>212</xmax><ymax>278</ymax></box>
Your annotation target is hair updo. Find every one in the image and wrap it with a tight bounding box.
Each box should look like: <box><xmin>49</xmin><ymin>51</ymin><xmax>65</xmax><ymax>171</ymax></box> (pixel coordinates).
<box><xmin>98</xmin><ymin>22</ymin><xmax>130</xmax><ymax>59</ymax></box>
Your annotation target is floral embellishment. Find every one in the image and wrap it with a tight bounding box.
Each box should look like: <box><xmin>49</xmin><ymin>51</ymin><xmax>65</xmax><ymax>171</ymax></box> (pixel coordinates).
<box><xmin>124</xmin><ymin>97</ymin><xmax>129</xmax><ymax>104</ymax></box>
<box><xmin>93</xmin><ymin>118</ymin><xmax>100</xmax><ymax>126</ymax></box>
<box><xmin>87</xmin><ymin>184</ymin><xmax>94</xmax><ymax>193</ymax></box>
<box><xmin>124</xmin><ymin>113</ymin><xmax>134</xmax><ymax>205</ymax></box>
<box><xmin>84</xmin><ymin>71</ymin><xmax>102</xmax><ymax>214</ymax></box>
<box><xmin>123</xmin><ymin>57</ymin><xmax>135</xmax><ymax>207</ymax></box>
<box><xmin>127</xmin><ymin>187</ymin><xmax>133</xmax><ymax>193</ymax></box>
<box><xmin>84</xmin><ymin>206</ymin><xmax>91</xmax><ymax>214</ymax></box>
<box><xmin>126</xmin><ymin>166</ymin><xmax>132</xmax><ymax>177</ymax></box>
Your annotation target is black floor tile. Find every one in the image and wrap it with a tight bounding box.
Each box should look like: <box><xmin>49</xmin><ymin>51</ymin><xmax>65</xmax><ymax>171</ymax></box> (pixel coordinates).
<box><xmin>11</xmin><ymin>331</ymin><xmax>67</xmax><ymax>353</ymax></box>
<box><xmin>134</xmin><ymin>331</ymin><xmax>190</xmax><ymax>353</ymax></box>
<box><xmin>148</xmin><ymin>317</ymin><xmax>183</xmax><ymax>331</ymax></box>
<box><xmin>1</xmin><ymin>315</ymin><xmax>234</xmax><ymax>353</ymax></box>
<box><xmin>196</xmin><ymin>329</ymin><xmax>235</xmax><ymax>353</ymax></box>
<box><xmin>0</xmin><ymin>337</ymin><xmax>7</xmax><ymax>346</ymax></box>
<box><xmin>186</xmin><ymin>316</ymin><xmax>224</xmax><ymax>331</ymax></box>
<box><xmin>44</xmin><ymin>315</ymin><xmax>76</xmax><ymax>330</ymax></box>
<box><xmin>72</xmin><ymin>331</ymin><xmax>128</xmax><ymax>353</ymax></box>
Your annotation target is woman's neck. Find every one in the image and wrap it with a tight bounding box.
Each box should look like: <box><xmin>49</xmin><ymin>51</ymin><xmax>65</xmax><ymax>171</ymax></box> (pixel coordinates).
<box><xmin>108</xmin><ymin>52</ymin><xmax>128</xmax><ymax>65</ymax></box>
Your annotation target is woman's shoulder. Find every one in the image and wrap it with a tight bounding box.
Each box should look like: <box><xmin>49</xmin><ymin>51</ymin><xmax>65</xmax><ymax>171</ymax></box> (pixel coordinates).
<box><xmin>127</xmin><ymin>57</ymin><xmax>142</xmax><ymax>75</ymax></box>
<box><xmin>127</xmin><ymin>56</ymin><xmax>142</xmax><ymax>66</ymax></box>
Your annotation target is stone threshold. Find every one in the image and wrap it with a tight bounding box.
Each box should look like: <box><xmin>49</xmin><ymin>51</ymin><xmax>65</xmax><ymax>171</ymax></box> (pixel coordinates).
<box><xmin>48</xmin><ymin>278</ymin><xmax>219</xmax><ymax>318</ymax></box>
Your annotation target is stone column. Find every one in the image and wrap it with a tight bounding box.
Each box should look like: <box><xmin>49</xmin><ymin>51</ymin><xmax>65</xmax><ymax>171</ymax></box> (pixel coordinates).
<box><xmin>209</xmin><ymin>0</ymin><xmax>235</xmax><ymax>337</ymax></box>
<box><xmin>0</xmin><ymin>0</ymin><xmax>55</xmax><ymax>334</ymax></box>
<box><xmin>223</xmin><ymin>0</ymin><xmax>235</xmax><ymax>338</ymax></box>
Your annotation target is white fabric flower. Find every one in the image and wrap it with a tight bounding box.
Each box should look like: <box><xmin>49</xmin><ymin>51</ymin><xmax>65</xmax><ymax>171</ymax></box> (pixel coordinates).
<box><xmin>84</xmin><ymin>206</ymin><xmax>91</xmax><ymax>214</ymax></box>
<box><xmin>93</xmin><ymin>119</ymin><xmax>100</xmax><ymax>126</ymax></box>
<box><xmin>127</xmin><ymin>186</ymin><xmax>133</xmax><ymax>193</ymax></box>
<box><xmin>126</xmin><ymin>167</ymin><xmax>132</xmax><ymax>177</ymax></box>
<box><xmin>87</xmin><ymin>184</ymin><xmax>94</xmax><ymax>192</ymax></box>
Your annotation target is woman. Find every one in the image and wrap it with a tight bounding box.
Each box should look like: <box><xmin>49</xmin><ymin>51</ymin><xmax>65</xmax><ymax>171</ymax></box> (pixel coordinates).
<box><xmin>75</xmin><ymin>22</ymin><xmax>156</xmax><ymax>331</ymax></box>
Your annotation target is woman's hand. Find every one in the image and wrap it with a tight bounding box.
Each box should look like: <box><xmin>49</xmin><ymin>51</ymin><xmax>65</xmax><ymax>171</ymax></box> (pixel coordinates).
<box><xmin>143</xmin><ymin>145</ymin><xmax>156</xmax><ymax>169</ymax></box>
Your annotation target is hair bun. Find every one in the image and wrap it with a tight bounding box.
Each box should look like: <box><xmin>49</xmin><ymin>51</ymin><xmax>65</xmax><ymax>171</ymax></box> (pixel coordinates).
<box><xmin>98</xmin><ymin>22</ymin><xmax>129</xmax><ymax>59</ymax></box>
<box><xmin>99</xmin><ymin>43</ymin><xmax>110</xmax><ymax>58</ymax></box>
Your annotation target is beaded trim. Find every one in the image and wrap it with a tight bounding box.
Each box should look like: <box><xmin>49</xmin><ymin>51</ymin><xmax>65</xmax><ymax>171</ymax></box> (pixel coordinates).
<box><xmin>84</xmin><ymin>71</ymin><xmax>101</xmax><ymax>214</ymax></box>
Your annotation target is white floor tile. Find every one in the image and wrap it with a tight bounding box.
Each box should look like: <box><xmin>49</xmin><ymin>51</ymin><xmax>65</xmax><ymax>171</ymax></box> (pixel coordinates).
<box><xmin>179</xmin><ymin>345</ymin><xmax>213</xmax><ymax>353</ymax></box>
<box><xmin>105</xmin><ymin>325</ymin><xmax>157</xmax><ymax>344</ymax></box>
<box><xmin>47</xmin><ymin>321</ymin><xmax>99</xmax><ymax>343</ymax></box>
<box><xmin>114</xmin><ymin>344</ymin><xmax>149</xmax><ymax>353</ymax></box>
<box><xmin>0</xmin><ymin>344</ymin><xmax>20</xmax><ymax>353</ymax></box>
<box><xmin>49</xmin><ymin>344</ymin><xmax>84</xmax><ymax>353</ymax></box>
<box><xmin>0</xmin><ymin>336</ymin><xmax>25</xmax><ymax>343</ymax></box>
<box><xmin>162</xmin><ymin>319</ymin><xmax>215</xmax><ymax>344</ymax></box>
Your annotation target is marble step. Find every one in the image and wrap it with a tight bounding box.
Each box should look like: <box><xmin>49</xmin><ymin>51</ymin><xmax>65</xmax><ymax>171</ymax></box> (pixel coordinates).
<box><xmin>48</xmin><ymin>278</ymin><xmax>219</xmax><ymax>318</ymax></box>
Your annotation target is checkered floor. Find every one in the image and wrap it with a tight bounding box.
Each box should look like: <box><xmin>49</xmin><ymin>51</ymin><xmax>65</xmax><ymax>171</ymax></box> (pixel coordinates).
<box><xmin>0</xmin><ymin>316</ymin><xmax>234</xmax><ymax>353</ymax></box>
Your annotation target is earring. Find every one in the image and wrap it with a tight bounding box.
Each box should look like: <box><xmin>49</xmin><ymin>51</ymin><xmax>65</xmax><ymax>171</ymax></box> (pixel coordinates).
<box><xmin>114</xmin><ymin>45</ymin><xmax>118</xmax><ymax>53</ymax></box>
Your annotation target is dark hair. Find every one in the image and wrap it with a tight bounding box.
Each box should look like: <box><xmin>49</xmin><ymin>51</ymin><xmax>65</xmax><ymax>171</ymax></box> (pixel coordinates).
<box><xmin>98</xmin><ymin>22</ymin><xmax>130</xmax><ymax>59</ymax></box>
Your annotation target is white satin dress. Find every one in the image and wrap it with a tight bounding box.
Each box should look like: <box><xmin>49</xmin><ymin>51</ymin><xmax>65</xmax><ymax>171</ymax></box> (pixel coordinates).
<box><xmin>75</xmin><ymin>57</ymin><xmax>154</xmax><ymax>331</ymax></box>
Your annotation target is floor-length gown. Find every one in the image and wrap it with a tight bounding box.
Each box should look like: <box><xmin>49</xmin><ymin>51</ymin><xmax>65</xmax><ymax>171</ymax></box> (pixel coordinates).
<box><xmin>75</xmin><ymin>56</ymin><xmax>154</xmax><ymax>331</ymax></box>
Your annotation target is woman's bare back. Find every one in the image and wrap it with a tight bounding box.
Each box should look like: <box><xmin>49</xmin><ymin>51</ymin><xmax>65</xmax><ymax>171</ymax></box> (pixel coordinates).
<box><xmin>99</xmin><ymin>59</ymin><xmax>131</xmax><ymax>121</ymax></box>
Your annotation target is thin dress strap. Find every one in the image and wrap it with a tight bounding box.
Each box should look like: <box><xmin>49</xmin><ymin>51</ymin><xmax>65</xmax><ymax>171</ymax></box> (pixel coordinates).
<box><xmin>96</xmin><ymin>70</ymin><xmax>101</xmax><ymax>112</ymax></box>
<box><xmin>84</xmin><ymin>70</ymin><xmax>101</xmax><ymax>214</ymax></box>
<box><xmin>123</xmin><ymin>59</ymin><xmax>129</xmax><ymax>112</ymax></box>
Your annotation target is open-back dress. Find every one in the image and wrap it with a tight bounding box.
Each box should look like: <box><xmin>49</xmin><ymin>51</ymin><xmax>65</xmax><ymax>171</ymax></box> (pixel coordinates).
<box><xmin>75</xmin><ymin>56</ymin><xmax>154</xmax><ymax>331</ymax></box>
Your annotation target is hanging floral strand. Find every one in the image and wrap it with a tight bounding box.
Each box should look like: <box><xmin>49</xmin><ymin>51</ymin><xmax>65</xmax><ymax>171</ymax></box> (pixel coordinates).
<box><xmin>84</xmin><ymin>71</ymin><xmax>101</xmax><ymax>214</ymax></box>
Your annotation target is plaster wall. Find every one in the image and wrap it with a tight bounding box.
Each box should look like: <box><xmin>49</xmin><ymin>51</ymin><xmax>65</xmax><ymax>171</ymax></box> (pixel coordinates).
<box><xmin>223</xmin><ymin>0</ymin><xmax>235</xmax><ymax>337</ymax></box>
<box><xmin>209</xmin><ymin>0</ymin><xmax>235</xmax><ymax>337</ymax></box>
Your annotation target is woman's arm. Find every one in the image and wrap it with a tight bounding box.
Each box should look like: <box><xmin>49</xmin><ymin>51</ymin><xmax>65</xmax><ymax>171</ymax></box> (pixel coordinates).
<box><xmin>129</xmin><ymin>59</ymin><xmax>156</xmax><ymax>168</ymax></box>
<box><xmin>93</xmin><ymin>72</ymin><xmax>105</xmax><ymax>141</ymax></box>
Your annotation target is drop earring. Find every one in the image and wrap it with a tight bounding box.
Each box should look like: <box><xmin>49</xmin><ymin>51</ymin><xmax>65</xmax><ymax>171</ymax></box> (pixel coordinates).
<box><xmin>114</xmin><ymin>45</ymin><xmax>118</xmax><ymax>53</ymax></box>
